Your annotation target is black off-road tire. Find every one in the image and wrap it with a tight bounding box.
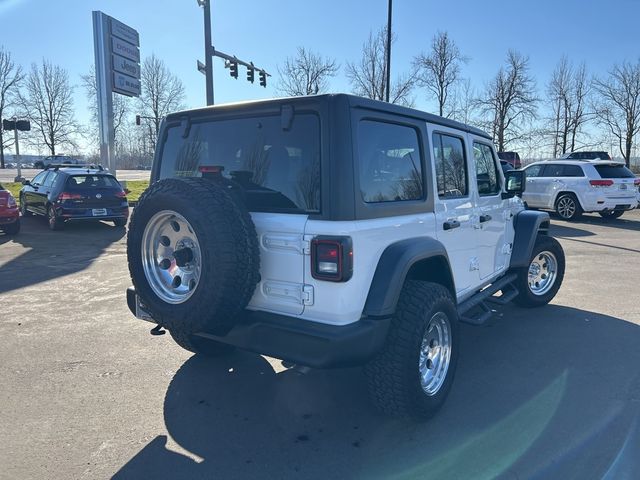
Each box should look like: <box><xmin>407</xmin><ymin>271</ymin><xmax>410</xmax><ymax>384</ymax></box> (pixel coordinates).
<box><xmin>127</xmin><ymin>178</ymin><xmax>260</xmax><ymax>336</ymax></box>
<box><xmin>113</xmin><ymin>217</ymin><xmax>127</xmax><ymax>227</ymax></box>
<box><xmin>1</xmin><ymin>219</ymin><xmax>20</xmax><ymax>235</ymax></box>
<box><xmin>364</xmin><ymin>281</ymin><xmax>459</xmax><ymax>419</ymax></box>
<box><xmin>169</xmin><ymin>330</ymin><xmax>236</xmax><ymax>357</ymax></box>
<box><xmin>513</xmin><ymin>235</ymin><xmax>565</xmax><ymax>308</ymax></box>
<box><xmin>19</xmin><ymin>196</ymin><xmax>31</xmax><ymax>216</ymax></box>
<box><xmin>598</xmin><ymin>210</ymin><xmax>624</xmax><ymax>220</ymax></box>
<box><xmin>47</xmin><ymin>206</ymin><xmax>63</xmax><ymax>231</ymax></box>
<box><xmin>555</xmin><ymin>193</ymin><xmax>583</xmax><ymax>221</ymax></box>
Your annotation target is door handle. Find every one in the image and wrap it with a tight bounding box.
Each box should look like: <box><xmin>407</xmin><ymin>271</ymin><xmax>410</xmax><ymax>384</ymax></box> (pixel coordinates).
<box><xmin>479</xmin><ymin>214</ymin><xmax>492</xmax><ymax>223</ymax></box>
<box><xmin>443</xmin><ymin>220</ymin><xmax>460</xmax><ymax>230</ymax></box>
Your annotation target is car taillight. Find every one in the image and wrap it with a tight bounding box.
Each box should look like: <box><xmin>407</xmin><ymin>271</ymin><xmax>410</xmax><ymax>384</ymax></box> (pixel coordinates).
<box><xmin>589</xmin><ymin>179</ymin><xmax>614</xmax><ymax>187</ymax></box>
<box><xmin>58</xmin><ymin>192</ymin><xmax>83</xmax><ymax>200</ymax></box>
<box><xmin>634</xmin><ymin>179</ymin><xmax>640</xmax><ymax>186</ymax></box>
<box><xmin>7</xmin><ymin>195</ymin><xmax>16</xmax><ymax>208</ymax></box>
<box><xmin>115</xmin><ymin>190</ymin><xmax>127</xmax><ymax>198</ymax></box>
<box><xmin>311</xmin><ymin>236</ymin><xmax>353</xmax><ymax>282</ymax></box>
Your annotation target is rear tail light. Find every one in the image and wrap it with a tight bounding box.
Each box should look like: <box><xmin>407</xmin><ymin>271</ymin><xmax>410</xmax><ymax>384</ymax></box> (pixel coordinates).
<box><xmin>58</xmin><ymin>192</ymin><xmax>83</xmax><ymax>200</ymax></box>
<box><xmin>115</xmin><ymin>190</ymin><xmax>128</xmax><ymax>198</ymax></box>
<box><xmin>7</xmin><ymin>195</ymin><xmax>16</xmax><ymax>208</ymax></box>
<box><xmin>589</xmin><ymin>179</ymin><xmax>614</xmax><ymax>187</ymax></box>
<box><xmin>634</xmin><ymin>179</ymin><xmax>640</xmax><ymax>186</ymax></box>
<box><xmin>311</xmin><ymin>236</ymin><xmax>353</xmax><ymax>282</ymax></box>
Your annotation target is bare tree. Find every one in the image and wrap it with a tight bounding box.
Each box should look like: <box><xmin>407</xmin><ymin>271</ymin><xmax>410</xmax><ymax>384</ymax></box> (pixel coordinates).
<box><xmin>592</xmin><ymin>60</ymin><xmax>640</xmax><ymax>167</ymax></box>
<box><xmin>413</xmin><ymin>31</ymin><xmax>468</xmax><ymax>117</ymax></box>
<box><xmin>0</xmin><ymin>47</ymin><xmax>24</xmax><ymax>168</ymax></box>
<box><xmin>547</xmin><ymin>57</ymin><xmax>592</xmax><ymax>157</ymax></box>
<box><xmin>345</xmin><ymin>27</ymin><xmax>416</xmax><ymax>107</ymax></box>
<box><xmin>448</xmin><ymin>78</ymin><xmax>476</xmax><ymax>125</ymax></box>
<box><xmin>81</xmin><ymin>66</ymin><xmax>132</xmax><ymax>151</ymax></box>
<box><xmin>138</xmin><ymin>54</ymin><xmax>186</xmax><ymax>148</ymax></box>
<box><xmin>276</xmin><ymin>47</ymin><xmax>339</xmax><ymax>96</ymax></box>
<box><xmin>19</xmin><ymin>59</ymin><xmax>80</xmax><ymax>155</ymax></box>
<box><xmin>477</xmin><ymin>50</ymin><xmax>538</xmax><ymax>152</ymax></box>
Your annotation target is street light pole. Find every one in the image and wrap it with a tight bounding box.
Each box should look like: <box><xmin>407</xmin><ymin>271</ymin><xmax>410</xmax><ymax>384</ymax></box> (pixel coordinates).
<box><xmin>385</xmin><ymin>0</ymin><xmax>392</xmax><ymax>103</ymax></box>
<box><xmin>200</xmin><ymin>0</ymin><xmax>214</xmax><ymax>105</ymax></box>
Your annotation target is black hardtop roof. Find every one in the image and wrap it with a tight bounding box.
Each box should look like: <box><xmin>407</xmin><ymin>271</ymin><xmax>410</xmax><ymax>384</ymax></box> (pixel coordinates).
<box><xmin>166</xmin><ymin>93</ymin><xmax>492</xmax><ymax>140</ymax></box>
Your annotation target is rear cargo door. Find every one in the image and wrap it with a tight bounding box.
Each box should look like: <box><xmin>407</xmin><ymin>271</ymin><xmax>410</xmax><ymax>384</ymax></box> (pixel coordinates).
<box><xmin>593</xmin><ymin>164</ymin><xmax>638</xmax><ymax>205</ymax></box>
<box><xmin>248</xmin><ymin>214</ymin><xmax>309</xmax><ymax>315</ymax></box>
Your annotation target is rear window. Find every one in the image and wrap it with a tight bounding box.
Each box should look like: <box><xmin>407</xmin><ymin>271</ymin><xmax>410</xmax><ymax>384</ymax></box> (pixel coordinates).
<box><xmin>594</xmin><ymin>164</ymin><xmax>635</xmax><ymax>178</ymax></box>
<box><xmin>159</xmin><ymin>113</ymin><xmax>320</xmax><ymax>213</ymax></box>
<box><xmin>67</xmin><ymin>175</ymin><xmax>121</xmax><ymax>189</ymax></box>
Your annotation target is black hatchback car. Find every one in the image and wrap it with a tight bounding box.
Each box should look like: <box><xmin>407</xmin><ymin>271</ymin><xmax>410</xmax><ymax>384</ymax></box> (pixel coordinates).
<box><xmin>20</xmin><ymin>165</ymin><xmax>129</xmax><ymax>230</ymax></box>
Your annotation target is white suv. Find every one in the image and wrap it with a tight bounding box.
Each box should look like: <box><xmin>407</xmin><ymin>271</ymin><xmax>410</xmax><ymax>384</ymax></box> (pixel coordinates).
<box><xmin>522</xmin><ymin>160</ymin><xmax>640</xmax><ymax>220</ymax></box>
<box><xmin>125</xmin><ymin>94</ymin><xmax>566</xmax><ymax>418</ymax></box>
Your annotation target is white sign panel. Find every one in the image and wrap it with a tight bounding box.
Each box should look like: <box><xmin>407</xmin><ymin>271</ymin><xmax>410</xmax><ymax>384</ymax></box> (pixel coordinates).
<box><xmin>112</xmin><ymin>54</ymin><xmax>140</xmax><ymax>78</ymax></box>
<box><xmin>112</xmin><ymin>37</ymin><xmax>139</xmax><ymax>63</ymax></box>
<box><xmin>110</xmin><ymin>18</ymin><xmax>139</xmax><ymax>46</ymax></box>
<box><xmin>113</xmin><ymin>72</ymin><xmax>141</xmax><ymax>97</ymax></box>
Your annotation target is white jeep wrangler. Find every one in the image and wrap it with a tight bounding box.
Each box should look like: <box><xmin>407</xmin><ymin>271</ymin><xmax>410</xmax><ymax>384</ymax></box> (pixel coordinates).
<box><xmin>126</xmin><ymin>94</ymin><xmax>565</xmax><ymax>418</ymax></box>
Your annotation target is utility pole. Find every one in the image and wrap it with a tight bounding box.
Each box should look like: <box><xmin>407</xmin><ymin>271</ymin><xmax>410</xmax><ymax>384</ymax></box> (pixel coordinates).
<box><xmin>198</xmin><ymin>0</ymin><xmax>214</xmax><ymax>105</ymax></box>
<box><xmin>385</xmin><ymin>0</ymin><xmax>392</xmax><ymax>103</ymax></box>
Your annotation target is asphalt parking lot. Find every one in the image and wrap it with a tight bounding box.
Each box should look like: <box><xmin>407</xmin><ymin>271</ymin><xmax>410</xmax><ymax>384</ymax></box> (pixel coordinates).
<box><xmin>1</xmin><ymin>210</ymin><xmax>640</xmax><ymax>479</ymax></box>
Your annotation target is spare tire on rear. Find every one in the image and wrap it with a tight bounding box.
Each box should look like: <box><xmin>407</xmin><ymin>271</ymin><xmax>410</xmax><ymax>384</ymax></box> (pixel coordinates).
<box><xmin>127</xmin><ymin>178</ymin><xmax>260</xmax><ymax>335</ymax></box>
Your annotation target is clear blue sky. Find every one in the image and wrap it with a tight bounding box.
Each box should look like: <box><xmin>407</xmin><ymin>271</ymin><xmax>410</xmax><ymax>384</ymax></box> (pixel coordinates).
<box><xmin>1</xmin><ymin>0</ymin><xmax>639</xmax><ymax>154</ymax></box>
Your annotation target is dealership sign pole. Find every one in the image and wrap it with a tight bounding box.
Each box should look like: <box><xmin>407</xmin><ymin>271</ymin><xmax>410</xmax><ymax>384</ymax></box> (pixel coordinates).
<box><xmin>92</xmin><ymin>11</ymin><xmax>141</xmax><ymax>177</ymax></box>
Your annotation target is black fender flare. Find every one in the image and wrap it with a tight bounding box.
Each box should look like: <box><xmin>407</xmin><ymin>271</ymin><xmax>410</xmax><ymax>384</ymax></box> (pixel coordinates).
<box><xmin>363</xmin><ymin>237</ymin><xmax>455</xmax><ymax>318</ymax></box>
<box><xmin>509</xmin><ymin>210</ymin><xmax>550</xmax><ymax>268</ymax></box>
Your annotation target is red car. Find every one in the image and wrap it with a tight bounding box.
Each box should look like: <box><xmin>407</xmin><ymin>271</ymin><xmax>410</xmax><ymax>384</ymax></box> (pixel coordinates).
<box><xmin>0</xmin><ymin>183</ymin><xmax>20</xmax><ymax>235</ymax></box>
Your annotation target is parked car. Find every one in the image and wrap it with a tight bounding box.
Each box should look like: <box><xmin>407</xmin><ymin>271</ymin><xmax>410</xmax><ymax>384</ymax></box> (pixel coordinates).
<box><xmin>559</xmin><ymin>151</ymin><xmax>611</xmax><ymax>161</ymax></box>
<box><xmin>125</xmin><ymin>94</ymin><xmax>565</xmax><ymax>419</ymax></box>
<box><xmin>497</xmin><ymin>151</ymin><xmax>521</xmax><ymax>168</ymax></box>
<box><xmin>500</xmin><ymin>160</ymin><xmax>515</xmax><ymax>174</ymax></box>
<box><xmin>0</xmin><ymin>183</ymin><xmax>20</xmax><ymax>235</ymax></box>
<box><xmin>522</xmin><ymin>160</ymin><xmax>639</xmax><ymax>220</ymax></box>
<box><xmin>33</xmin><ymin>155</ymin><xmax>82</xmax><ymax>169</ymax></box>
<box><xmin>20</xmin><ymin>165</ymin><xmax>129</xmax><ymax>230</ymax></box>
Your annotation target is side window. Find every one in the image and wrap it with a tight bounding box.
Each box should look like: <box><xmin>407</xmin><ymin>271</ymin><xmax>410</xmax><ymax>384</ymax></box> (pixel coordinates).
<box><xmin>541</xmin><ymin>164</ymin><xmax>564</xmax><ymax>177</ymax></box>
<box><xmin>524</xmin><ymin>165</ymin><xmax>543</xmax><ymax>177</ymax></box>
<box><xmin>42</xmin><ymin>172</ymin><xmax>57</xmax><ymax>187</ymax></box>
<box><xmin>32</xmin><ymin>172</ymin><xmax>48</xmax><ymax>185</ymax></box>
<box><xmin>473</xmin><ymin>142</ymin><xmax>501</xmax><ymax>196</ymax></box>
<box><xmin>433</xmin><ymin>133</ymin><xmax>467</xmax><ymax>198</ymax></box>
<box><xmin>358</xmin><ymin>120</ymin><xmax>423</xmax><ymax>203</ymax></box>
<box><xmin>561</xmin><ymin>165</ymin><xmax>584</xmax><ymax>177</ymax></box>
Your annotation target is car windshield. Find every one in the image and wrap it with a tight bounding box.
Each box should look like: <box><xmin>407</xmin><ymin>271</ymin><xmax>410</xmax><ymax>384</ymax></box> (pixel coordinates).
<box><xmin>66</xmin><ymin>175</ymin><xmax>121</xmax><ymax>189</ymax></box>
<box><xmin>594</xmin><ymin>164</ymin><xmax>635</xmax><ymax>178</ymax></box>
<box><xmin>158</xmin><ymin>113</ymin><xmax>321</xmax><ymax>213</ymax></box>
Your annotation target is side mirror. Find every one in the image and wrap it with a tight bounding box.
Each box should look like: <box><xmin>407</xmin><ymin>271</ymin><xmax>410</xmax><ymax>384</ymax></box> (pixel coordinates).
<box><xmin>502</xmin><ymin>170</ymin><xmax>526</xmax><ymax>199</ymax></box>
<box><xmin>22</xmin><ymin>179</ymin><xmax>31</xmax><ymax>186</ymax></box>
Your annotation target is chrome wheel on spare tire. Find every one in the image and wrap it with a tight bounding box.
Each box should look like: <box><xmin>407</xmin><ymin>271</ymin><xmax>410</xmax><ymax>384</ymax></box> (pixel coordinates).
<box><xmin>141</xmin><ymin>210</ymin><xmax>202</xmax><ymax>304</ymax></box>
<box><xmin>127</xmin><ymin>178</ymin><xmax>260</xmax><ymax>338</ymax></box>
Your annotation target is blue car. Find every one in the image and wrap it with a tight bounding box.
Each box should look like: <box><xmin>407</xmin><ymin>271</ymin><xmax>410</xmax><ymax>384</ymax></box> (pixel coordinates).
<box><xmin>20</xmin><ymin>165</ymin><xmax>129</xmax><ymax>230</ymax></box>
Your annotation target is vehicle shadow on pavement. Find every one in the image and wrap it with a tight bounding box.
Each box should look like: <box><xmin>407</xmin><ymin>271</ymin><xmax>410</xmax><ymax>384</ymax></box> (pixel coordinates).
<box><xmin>0</xmin><ymin>216</ymin><xmax>125</xmax><ymax>294</ymax></box>
<box><xmin>548</xmin><ymin>223</ymin><xmax>595</xmax><ymax>238</ymax></box>
<box><xmin>114</xmin><ymin>305</ymin><xmax>640</xmax><ymax>480</ymax></box>
<box><xmin>549</xmin><ymin>212</ymin><xmax>640</xmax><ymax>232</ymax></box>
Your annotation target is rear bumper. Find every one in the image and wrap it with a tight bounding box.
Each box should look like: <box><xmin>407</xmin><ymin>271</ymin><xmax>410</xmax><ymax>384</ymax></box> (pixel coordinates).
<box><xmin>581</xmin><ymin>192</ymin><xmax>638</xmax><ymax>212</ymax></box>
<box><xmin>126</xmin><ymin>287</ymin><xmax>390</xmax><ymax>368</ymax></box>
<box><xmin>56</xmin><ymin>205</ymin><xmax>129</xmax><ymax>221</ymax></box>
<box><xmin>0</xmin><ymin>212</ymin><xmax>19</xmax><ymax>224</ymax></box>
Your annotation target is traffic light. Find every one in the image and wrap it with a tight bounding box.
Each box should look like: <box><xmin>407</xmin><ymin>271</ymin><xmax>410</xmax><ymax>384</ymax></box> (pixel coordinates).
<box><xmin>247</xmin><ymin>67</ymin><xmax>254</xmax><ymax>83</ymax></box>
<box><xmin>259</xmin><ymin>70</ymin><xmax>267</xmax><ymax>87</ymax></box>
<box><xmin>229</xmin><ymin>61</ymin><xmax>238</xmax><ymax>79</ymax></box>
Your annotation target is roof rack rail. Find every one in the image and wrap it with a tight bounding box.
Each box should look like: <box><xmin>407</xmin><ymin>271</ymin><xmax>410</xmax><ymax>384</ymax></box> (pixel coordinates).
<box><xmin>45</xmin><ymin>164</ymin><xmax>105</xmax><ymax>171</ymax></box>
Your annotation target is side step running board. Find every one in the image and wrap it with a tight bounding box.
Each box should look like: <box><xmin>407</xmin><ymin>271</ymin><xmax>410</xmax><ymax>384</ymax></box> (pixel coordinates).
<box><xmin>458</xmin><ymin>274</ymin><xmax>519</xmax><ymax>326</ymax></box>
